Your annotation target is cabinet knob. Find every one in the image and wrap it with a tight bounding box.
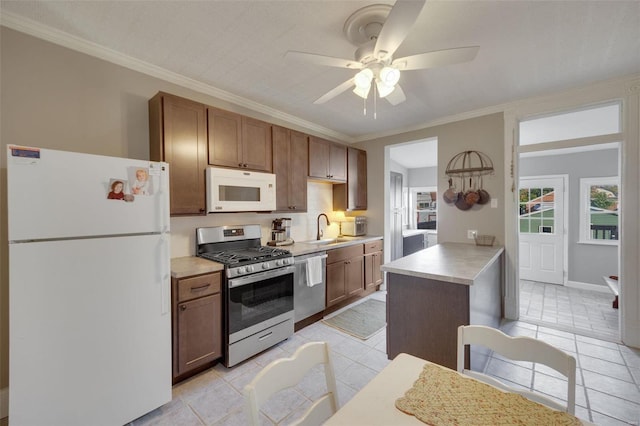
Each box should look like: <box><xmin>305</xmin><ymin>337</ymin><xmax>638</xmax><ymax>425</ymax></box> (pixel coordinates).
<box><xmin>239</xmin><ymin>163</ymin><xmax>243</xmax><ymax>167</ymax></box>
<box><xmin>180</xmin><ymin>304</ymin><xmax>187</xmax><ymax>311</ymax></box>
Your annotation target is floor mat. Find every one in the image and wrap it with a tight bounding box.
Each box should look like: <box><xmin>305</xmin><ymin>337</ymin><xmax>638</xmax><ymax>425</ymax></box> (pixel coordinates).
<box><xmin>322</xmin><ymin>299</ymin><xmax>386</xmax><ymax>340</ymax></box>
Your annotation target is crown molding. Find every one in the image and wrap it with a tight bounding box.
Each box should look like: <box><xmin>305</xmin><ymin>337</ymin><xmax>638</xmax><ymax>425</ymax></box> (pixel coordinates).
<box><xmin>0</xmin><ymin>11</ymin><xmax>350</xmax><ymax>142</ymax></box>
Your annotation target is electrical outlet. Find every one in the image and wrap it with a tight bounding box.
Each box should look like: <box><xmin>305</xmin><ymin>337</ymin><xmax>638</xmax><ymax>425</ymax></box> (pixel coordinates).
<box><xmin>467</xmin><ymin>230</ymin><xmax>477</xmax><ymax>239</ymax></box>
<box><xmin>491</xmin><ymin>198</ymin><xmax>498</xmax><ymax>208</ymax></box>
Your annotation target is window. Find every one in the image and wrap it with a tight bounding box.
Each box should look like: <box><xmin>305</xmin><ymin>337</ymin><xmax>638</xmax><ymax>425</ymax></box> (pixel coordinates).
<box><xmin>519</xmin><ymin>102</ymin><xmax>621</xmax><ymax>146</ymax></box>
<box><xmin>519</xmin><ymin>186</ymin><xmax>556</xmax><ymax>234</ymax></box>
<box><xmin>579</xmin><ymin>177</ymin><xmax>619</xmax><ymax>244</ymax></box>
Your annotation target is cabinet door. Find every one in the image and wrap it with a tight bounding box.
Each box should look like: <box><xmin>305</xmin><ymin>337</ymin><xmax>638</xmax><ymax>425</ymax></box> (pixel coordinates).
<box><xmin>333</xmin><ymin>147</ymin><xmax>366</xmax><ymax>211</ymax></box>
<box><xmin>242</xmin><ymin>117</ymin><xmax>272</xmax><ymax>172</ymax></box>
<box><xmin>207</xmin><ymin>107</ymin><xmax>242</xmax><ymax>168</ymax></box>
<box><xmin>326</xmin><ymin>261</ymin><xmax>346</xmax><ymax>307</ymax></box>
<box><xmin>329</xmin><ymin>143</ymin><xmax>347</xmax><ymax>182</ymax></box>
<box><xmin>176</xmin><ymin>294</ymin><xmax>222</xmax><ymax>376</ymax></box>
<box><xmin>151</xmin><ymin>94</ymin><xmax>207</xmax><ymax>216</ymax></box>
<box><xmin>289</xmin><ymin>130</ymin><xmax>308</xmax><ymax>210</ymax></box>
<box><xmin>272</xmin><ymin>125</ymin><xmax>291</xmax><ymax>211</ymax></box>
<box><xmin>353</xmin><ymin>148</ymin><xmax>367</xmax><ymax>209</ymax></box>
<box><xmin>365</xmin><ymin>251</ymin><xmax>383</xmax><ymax>289</ymax></box>
<box><xmin>372</xmin><ymin>252</ymin><xmax>383</xmax><ymax>286</ymax></box>
<box><xmin>345</xmin><ymin>256</ymin><xmax>364</xmax><ymax>297</ymax></box>
<box><xmin>272</xmin><ymin>127</ymin><xmax>307</xmax><ymax>211</ymax></box>
<box><xmin>364</xmin><ymin>253</ymin><xmax>375</xmax><ymax>289</ymax></box>
<box><xmin>308</xmin><ymin>136</ymin><xmax>330</xmax><ymax>179</ymax></box>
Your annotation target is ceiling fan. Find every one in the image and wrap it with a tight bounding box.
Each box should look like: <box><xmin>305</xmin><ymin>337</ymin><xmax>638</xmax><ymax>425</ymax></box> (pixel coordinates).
<box><xmin>286</xmin><ymin>0</ymin><xmax>479</xmax><ymax>107</ymax></box>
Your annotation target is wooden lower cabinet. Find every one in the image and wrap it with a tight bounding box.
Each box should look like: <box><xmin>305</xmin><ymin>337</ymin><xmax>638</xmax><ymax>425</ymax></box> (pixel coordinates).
<box><xmin>364</xmin><ymin>240</ymin><xmax>383</xmax><ymax>289</ymax></box>
<box><xmin>172</xmin><ymin>272</ymin><xmax>222</xmax><ymax>381</ymax></box>
<box><xmin>326</xmin><ymin>244</ymin><xmax>364</xmax><ymax>307</ymax></box>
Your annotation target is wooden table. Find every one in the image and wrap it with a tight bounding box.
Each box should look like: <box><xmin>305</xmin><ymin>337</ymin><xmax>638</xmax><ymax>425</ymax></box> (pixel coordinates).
<box><xmin>324</xmin><ymin>353</ymin><xmax>593</xmax><ymax>426</ymax></box>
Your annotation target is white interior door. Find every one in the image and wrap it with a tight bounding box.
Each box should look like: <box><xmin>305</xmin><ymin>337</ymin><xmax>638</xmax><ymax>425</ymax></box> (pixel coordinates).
<box><xmin>519</xmin><ymin>176</ymin><xmax>566</xmax><ymax>284</ymax></box>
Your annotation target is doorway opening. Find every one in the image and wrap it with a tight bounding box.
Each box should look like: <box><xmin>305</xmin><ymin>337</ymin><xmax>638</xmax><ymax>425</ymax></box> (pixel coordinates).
<box><xmin>517</xmin><ymin>102</ymin><xmax>621</xmax><ymax>341</ymax></box>
<box><xmin>386</xmin><ymin>138</ymin><xmax>438</xmax><ymax>262</ymax></box>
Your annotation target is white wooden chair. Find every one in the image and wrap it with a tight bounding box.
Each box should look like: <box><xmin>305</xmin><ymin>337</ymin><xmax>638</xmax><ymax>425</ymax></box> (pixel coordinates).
<box><xmin>457</xmin><ymin>325</ymin><xmax>576</xmax><ymax>415</ymax></box>
<box><xmin>244</xmin><ymin>341</ymin><xmax>339</xmax><ymax>426</ymax></box>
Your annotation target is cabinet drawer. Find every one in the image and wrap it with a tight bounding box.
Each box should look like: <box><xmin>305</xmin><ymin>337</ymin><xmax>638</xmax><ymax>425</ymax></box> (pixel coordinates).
<box><xmin>177</xmin><ymin>273</ymin><xmax>221</xmax><ymax>303</ymax></box>
<box><xmin>327</xmin><ymin>244</ymin><xmax>363</xmax><ymax>264</ymax></box>
<box><xmin>364</xmin><ymin>240</ymin><xmax>383</xmax><ymax>254</ymax></box>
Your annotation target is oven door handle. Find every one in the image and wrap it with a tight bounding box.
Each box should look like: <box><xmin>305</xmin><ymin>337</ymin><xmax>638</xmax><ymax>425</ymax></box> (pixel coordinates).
<box><xmin>228</xmin><ymin>265</ymin><xmax>295</xmax><ymax>288</ymax></box>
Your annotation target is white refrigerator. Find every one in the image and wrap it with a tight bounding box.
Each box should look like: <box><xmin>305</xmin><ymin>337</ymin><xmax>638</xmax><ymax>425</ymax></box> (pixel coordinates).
<box><xmin>7</xmin><ymin>146</ymin><xmax>172</xmax><ymax>426</ymax></box>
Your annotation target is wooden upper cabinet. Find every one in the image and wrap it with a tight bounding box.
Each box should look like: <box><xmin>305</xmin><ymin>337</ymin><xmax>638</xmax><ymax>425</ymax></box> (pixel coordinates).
<box><xmin>333</xmin><ymin>147</ymin><xmax>368</xmax><ymax>211</ymax></box>
<box><xmin>329</xmin><ymin>143</ymin><xmax>347</xmax><ymax>181</ymax></box>
<box><xmin>272</xmin><ymin>125</ymin><xmax>308</xmax><ymax>212</ymax></box>
<box><xmin>207</xmin><ymin>107</ymin><xmax>242</xmax><ymax>169</ymax></box>
<box><xmin>149</xmin><ymin>92</ymin><xmax>207</xmax><ymax>216</ymax></box>
<box><xmin>207</xmin><ymin>108</ymin><xmax>272</xmax><ymax>172</ymax></box>
<box><xmin>242</xmin><ymin>117</ymin><xmax>273</xmax><ymax>172</ymax></box>
<box><xmin>308</xmin><ymin>136</ymin><xmax>346</xmax><ymax>182</ymax></box>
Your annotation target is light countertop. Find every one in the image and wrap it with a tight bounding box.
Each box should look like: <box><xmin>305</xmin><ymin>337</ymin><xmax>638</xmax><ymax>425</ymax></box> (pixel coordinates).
<box><xmin>380</xmin><ymin>242</ymin><xmax>503</xmax><ymax>285</ymax></box>
<box><xmin>171</xmin><ymin>256</ymin><xmax>224</xmax><ymax>279</ymax></box>
<box><xmin>171</xmin><ymin>235</ymin><xmax>383</xmax><ymax>277</ymax></box>
<box><xmin>285</xmin><ymin>235</ymin><xmax>383</xmax><ymax>256</ymax></box>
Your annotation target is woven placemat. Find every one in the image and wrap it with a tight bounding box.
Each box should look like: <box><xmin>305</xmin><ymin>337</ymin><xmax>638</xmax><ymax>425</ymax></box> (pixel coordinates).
<box><xmin>395</xmin><ymin>363</ymin><xmax>581</xmax><ymax>426</ymax></box>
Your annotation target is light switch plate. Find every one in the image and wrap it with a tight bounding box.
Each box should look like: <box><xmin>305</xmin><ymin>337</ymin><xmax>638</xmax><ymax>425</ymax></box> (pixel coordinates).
<box><xmin>491</xmin><ymin>198</ymin><xmax>498</xmax><ymax>208</ymax></box>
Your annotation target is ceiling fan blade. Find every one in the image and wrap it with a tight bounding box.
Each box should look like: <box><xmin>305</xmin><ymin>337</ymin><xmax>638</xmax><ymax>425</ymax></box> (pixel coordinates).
<box><xmin>392</xmin><ymin>46</ymin><xmax>480</xmax><ymax>71</ymax></box>
<box><xmin>385</xmin><ymin>84</ymin><xmax>406</xmax><ymax>106</ymax></box>
<box><xmin>314</xmin><ymin>78</ymin><xmax>355</xmax><ymax>104</ymax></box>
<box><xmin>285</xmin><ymin>51</ymin><xmax>363</xmax><ymax>69</ymax></box>
<box><xmin>374</xmin><ymin>0</ymin><xmax>427</xmax><ymax>61</ymax></box>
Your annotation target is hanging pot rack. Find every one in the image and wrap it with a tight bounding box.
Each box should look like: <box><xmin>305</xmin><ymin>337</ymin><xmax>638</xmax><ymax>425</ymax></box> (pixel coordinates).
<box><xmin>445</xmin><ymin>150</ymin><xmax>494</xmax><ymax>178</ymax></box>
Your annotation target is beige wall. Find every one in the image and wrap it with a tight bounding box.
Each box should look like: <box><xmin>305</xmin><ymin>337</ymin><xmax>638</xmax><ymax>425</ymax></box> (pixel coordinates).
<box><xmin>355</xmin><ymin>113</ymin><xmax>505</xmax><ymax>246</ymax></box>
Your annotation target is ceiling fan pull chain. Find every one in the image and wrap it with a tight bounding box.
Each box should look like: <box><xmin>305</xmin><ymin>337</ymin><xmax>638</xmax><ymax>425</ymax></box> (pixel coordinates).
<box><xmin>374</xmin><ymin>83</ymin><xmax>377</xmax><ymax>120</ymax></box>
<box><xmin>363</xmin><ymin>96</ymin><xmax>367</xmax><ymax>116</ymax></box>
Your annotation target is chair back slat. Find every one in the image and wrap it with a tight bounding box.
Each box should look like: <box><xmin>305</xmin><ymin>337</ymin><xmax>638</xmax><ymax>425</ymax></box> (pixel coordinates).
<box><xmin>457</xmin><ymin>325</ymin><xmax>576</xmax><ymax>415</ymax></box>
<box><xmin>244</xmin><ymin>341</ymin><xmax>339</xmax><ymax>426</ymax></box>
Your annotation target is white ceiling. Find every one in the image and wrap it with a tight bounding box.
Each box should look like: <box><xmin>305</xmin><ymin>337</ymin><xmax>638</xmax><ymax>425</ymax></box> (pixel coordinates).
<box><xmin>1</xmin><ymin>1</ymin><xmax>639</xmax><ymax>143</ymax></box>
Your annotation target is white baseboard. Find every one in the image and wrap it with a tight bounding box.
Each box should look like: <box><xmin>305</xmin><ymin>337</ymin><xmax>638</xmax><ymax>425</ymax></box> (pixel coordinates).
<box><xmin>1</xmin><ymin>386</ymin><xmax>7</xmax><ymax>419</ymax></box>
<box><xmin>566</xmin><ymin>280</ymin><xmax>611</xmax><ymax>294</ymax></box>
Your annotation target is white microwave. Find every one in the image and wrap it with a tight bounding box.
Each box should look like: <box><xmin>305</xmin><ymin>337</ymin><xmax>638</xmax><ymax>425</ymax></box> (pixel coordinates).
<box><xmin>206</xmin><ymin>167</ymin><xmax>276</xmax><ymax>212</ymax></box>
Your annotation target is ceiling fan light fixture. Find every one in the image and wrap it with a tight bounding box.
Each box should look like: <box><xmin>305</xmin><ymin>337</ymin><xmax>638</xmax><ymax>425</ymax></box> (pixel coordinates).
<box><xmin>353</xmin><ymin>84</ymin><xmax>371</xmax><ymax>99</ymax></box>
<box><xmin>353</xmin><ymin>68</ymin><xmax>374</xmax><ymax>88</ymax></box>
<box><xmin>376</xmin><ymin>79</ymin><xmax>395</xmax><ymax>98</ymax></box>
<box><xmin>379</xmin><ymin>66</ymin><xmax>400</xmax><ymax>86</ymax></box>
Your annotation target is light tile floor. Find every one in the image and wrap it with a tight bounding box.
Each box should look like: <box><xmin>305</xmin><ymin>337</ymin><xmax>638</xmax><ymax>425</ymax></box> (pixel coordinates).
<box><xmin>520</xmin><ymin>279</ymin><xmax>620</xmax><ymax>342</ymax></box>
<box><xmin>131</xmin><ymin>290</ymin><xmax>640</xmax><ymax>426</ymax></box>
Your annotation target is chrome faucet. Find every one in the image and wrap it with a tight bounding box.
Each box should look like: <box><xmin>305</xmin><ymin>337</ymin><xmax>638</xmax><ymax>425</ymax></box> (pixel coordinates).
<box><xmin>316</xmin><ymin>213</ymin><xmax>331</xmax><ymax>240</ymax></box>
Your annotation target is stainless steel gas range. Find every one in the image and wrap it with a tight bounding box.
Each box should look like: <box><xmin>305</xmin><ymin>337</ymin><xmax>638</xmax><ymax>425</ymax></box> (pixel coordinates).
<box><xmin>196</xmin><ymin>225</ymin><xmax>294</xmax><ymax>367</ymax></box>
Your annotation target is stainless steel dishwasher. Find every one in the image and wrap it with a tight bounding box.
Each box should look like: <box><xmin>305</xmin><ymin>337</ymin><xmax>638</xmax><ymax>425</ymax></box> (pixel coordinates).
<box><xmin>293</xmin><ymin>252</ymin><xmax>328</xmax><ymax>322</ymax></box>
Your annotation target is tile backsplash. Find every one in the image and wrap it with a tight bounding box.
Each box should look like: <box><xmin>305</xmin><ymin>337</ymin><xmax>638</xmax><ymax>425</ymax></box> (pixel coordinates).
<box><xmin>170</xmin><ymin>181</ymin><xmax>347</xmax><ymax>258</ymax></box>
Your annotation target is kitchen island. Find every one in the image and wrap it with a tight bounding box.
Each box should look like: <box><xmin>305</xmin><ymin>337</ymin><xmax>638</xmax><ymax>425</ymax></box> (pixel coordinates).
<box><xmin>381</xmin><ymin>242</ymin><xmax>504</xmax><ymax>371</ymax></box>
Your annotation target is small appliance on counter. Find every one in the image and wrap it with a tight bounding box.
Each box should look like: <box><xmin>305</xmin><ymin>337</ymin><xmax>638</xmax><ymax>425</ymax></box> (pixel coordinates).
<box><xmin>268</xmin><ymin>217</ymin><xmax>294</xmax><ymax>246</ymax></box>
<box><xmin>340</xmin><ymin>216</ymin><xmax>367</xmax><ymax>236</ymax></box>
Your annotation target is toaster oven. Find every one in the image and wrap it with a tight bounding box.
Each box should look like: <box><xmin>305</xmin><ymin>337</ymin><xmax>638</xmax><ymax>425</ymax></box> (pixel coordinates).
<box><xmin>340</xmin><ymin>216</ymin><xmax>367</xmax><ymax>236</ymax></box>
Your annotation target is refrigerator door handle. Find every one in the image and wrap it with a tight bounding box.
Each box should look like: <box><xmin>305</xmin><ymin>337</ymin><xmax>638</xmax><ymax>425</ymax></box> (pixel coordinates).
<box><xmin>160</xmin><ymin>234</ymin><xmax>170</xmax><ymax>315</ymax></box>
